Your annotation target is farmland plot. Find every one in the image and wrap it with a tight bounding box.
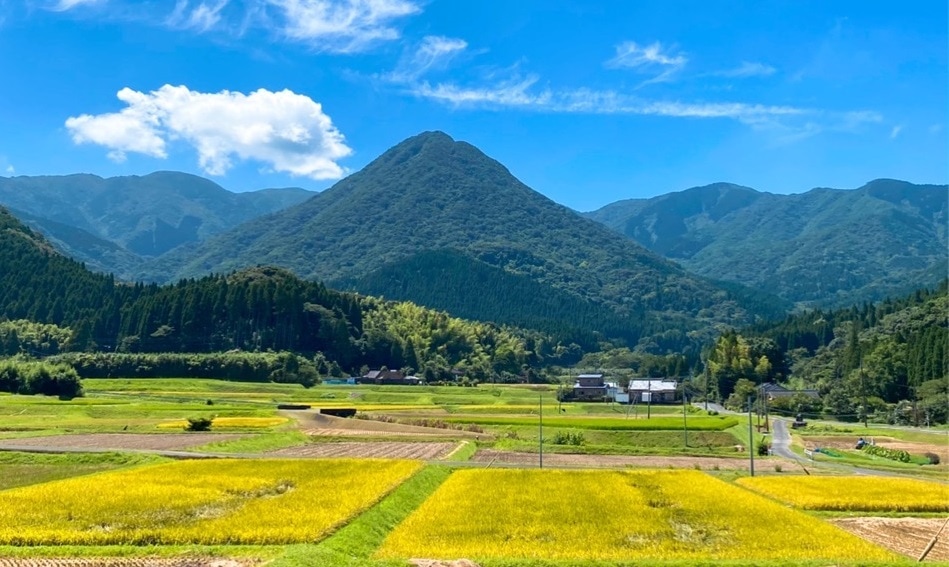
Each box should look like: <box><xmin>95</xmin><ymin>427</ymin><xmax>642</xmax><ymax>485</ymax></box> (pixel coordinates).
<box><xmin>269</xmin><ymin>441</ymin><xmax>458</xmax><ymax>459</ymax></box>
<box><xmin>0</xmin><ymin>459</ymin><xmax>420</xmax><ymax>545</ymax></box>
<box><xmin>736</xmin><ymin>476</ymin><xmax>949</xmax><ymax>512</ymax></box>
<box><xmin>377</xmin><ymin>469</ymin><xmax>895</xmax><ymax>562</ymax></box>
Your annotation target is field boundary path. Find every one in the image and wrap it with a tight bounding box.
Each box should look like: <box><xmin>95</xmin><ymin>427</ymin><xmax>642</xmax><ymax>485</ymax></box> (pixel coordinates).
<box><xmin>0</xmin><ymin>558</ymin><xmax>254</xmax><ymax>567</ymax></box>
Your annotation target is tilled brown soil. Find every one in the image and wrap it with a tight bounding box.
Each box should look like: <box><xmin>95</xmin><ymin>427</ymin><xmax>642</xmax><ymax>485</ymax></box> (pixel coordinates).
<box><xmin>269</xmin><ymin>441</ymin><xmax>458</xmax><ymax>459</ymax></box>
<box><xmin>832</xmin><ymin>517</ymin><xmax>949</xmax><ymax>561</ymax></box>
<box><xmin>471</xmin><ymin>449</ymin><xmax>797</xmax><ymax>470</ymax></box>
<box><xmin>0</xmin><ymin>559</ymin><xmax>253</xmax><ymax>567</ymax></box>
<box><xmin>0</xmin><ymin>433</ymin><xmax>249</xmax><ymax>452</ymax></box>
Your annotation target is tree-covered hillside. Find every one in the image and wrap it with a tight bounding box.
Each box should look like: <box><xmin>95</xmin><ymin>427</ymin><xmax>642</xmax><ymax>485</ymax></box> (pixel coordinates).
<box><xmin>141</xmin><ymin>131</ymin><xmax>775</xmax><ymax>352</ymax></box>
<box><xmin>585</xmin><ymin>179</ymin><xmax>948</xmax><ymax>307</ymax></box>
<box><xmin>0</xmin><ymin>207</ymin><xmax>576</xmax><ymax>380</ymax></box>
<box><xmin>0</xmin><ymin>172</ymin><xmax>314</xmax><ymax>269</ymax></box>
<box><xmin>705</xmin><ymin>282</ymin><xmax>948</xmax><ymax>424</ymax></box>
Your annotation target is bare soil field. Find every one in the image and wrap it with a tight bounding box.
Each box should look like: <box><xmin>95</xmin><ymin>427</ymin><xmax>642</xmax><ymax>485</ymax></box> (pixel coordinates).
<box><xmin>0</xmin><ymin>559</ymin><xmax>253</xmax><ymax>567</ymax></box>
<box><xmin>286</xmin><ymin>412</ymin><xmax>486</xmax><ymax>439</ymax></box>
<box><xmin>268</xmin><ymin>440</ymin><xmax>459</xmax><ymax>459</ymax></box>
<box><xmin>832</xmin><ymin>517</ymin><xmax>949</xmax><ymax>561</ymax></box>
<box><xmin>471</xmin><ymin>449</ymin><xmax>797</xmax><ymax>470</ymax></box>
<box><xmin>806</xmin><ymin>436</ymin><xmax>949</xmax><ymax>461</ymax></box>
<box><xmin>0</xmin><ymin>433</ymin><xmax>249</xmax><ymax>452</ymax></box>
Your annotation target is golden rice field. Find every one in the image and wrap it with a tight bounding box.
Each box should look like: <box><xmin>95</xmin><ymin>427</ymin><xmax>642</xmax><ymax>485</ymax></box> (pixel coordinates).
<box><xmin>156</xmin><ymin>417</ymin><xmax>289</xmax><ymax>429</ymax></box>
<box><xmin>0</xmin><ymin>458</ymin><xmax>420</xmax><ymax>545</ymax></box>
<box><xmin>736</xmin><ymin>475</ymin><xmax>949</xmax><ymax>512</ymax></box>
<box><xmin>376</xmin><ymin>469</ymin><xmax>896</xmax><ymax>562</ymax></box>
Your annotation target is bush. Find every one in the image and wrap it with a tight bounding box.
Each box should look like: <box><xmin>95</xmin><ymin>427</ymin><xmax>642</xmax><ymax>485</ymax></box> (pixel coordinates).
<box><xmin>924</xmin><ymin>452</ymin><xmax>941</xmax><ymax>465</ymax></box>
<box><xmin>757</xmin><ymin>438</ymin><xmax>771</xmax><ymax>456</ymax></box>
<box><xmin>186</xmin><ymin>417</ymin><xmax>214</xmax><ymax>431</ymax></box>
<box><xmin>0</xmin><ymin>360</ymin><xmax>83</xmax><ymax>399</ymax></box>
<box><xmin>862</xmin><ymin>444</ymin><xmax>911</xmax><ymax>463</ymax></box>
<box><xmin>551</xmin><ymin>431</ymin><xmax>585</xmax><ymax>446</ymax></box>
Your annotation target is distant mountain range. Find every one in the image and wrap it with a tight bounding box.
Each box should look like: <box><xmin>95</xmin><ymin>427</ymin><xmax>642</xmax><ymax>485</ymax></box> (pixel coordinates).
<box><xmin>2</xmin><ymin>132</ymin><xmax>942</xmax><ymax>351</ymax></box>
<box><xmin>584</xmin><ymin>179</ymin><xmax>948</xmax><ymax>307</ymax></box>
<box><xmin>137</xmin><ymin>131</ymin><xmax>772</xmax><ymax>351</ymax></box>
<box><xmin>0</xmin><ymin>172</ymin><xmax>314</xmax><ymax>274</ymax></box>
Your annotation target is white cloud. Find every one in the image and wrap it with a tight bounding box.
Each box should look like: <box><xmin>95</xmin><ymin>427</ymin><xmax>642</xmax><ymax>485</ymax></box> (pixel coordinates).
<box><xmin>605</xmin><ymin>41</ymin><xmax>687</xmax><ymax>85</ymax></box>
<box><xmin>263</xmin><ymin>0</ymin><xmax>420</xmax><ymax>52</ymax></box>
<box><xmin>890</xmin><ymin>125</ymin><xmax>903</xmax><ymax>139</ymax></box>
<box><xmin>712</xmin><ymin>61</ymin><xmax>776</xmax><ymax>78</ymax></box>
<box><xmin>168</xmin><ymin>0</ymin><xmax>230</xmax><ymax>32</ymax></box>
<box><xmin>4</xmin><ymin>165</ymin><xmax>13</xmax><ymax>174</ymax></box>
<box><xmin>386</xmin><ymin>35</ymin><xmax>468</xmax><ymax>83</ymax></box>
<box><xmin>65</xmin><ymin>85</ymin><xmax>352</xmax><ymax>179</ymax></box>
<box><xmin>412</xmin><ymin>80</ymin><xmax>803</xmax><ymax>124</ymax></box>
<box><xmin>48</xmin><ymin>0</ymin><xmax>102</xmax><ymax>10</ymax></box>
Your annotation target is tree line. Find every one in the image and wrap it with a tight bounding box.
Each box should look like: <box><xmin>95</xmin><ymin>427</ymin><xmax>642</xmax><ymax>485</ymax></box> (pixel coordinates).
<box><xmin>0</xmin><ymin>208</ymin><xmax>581</xmax><ymax>384</ymax></box>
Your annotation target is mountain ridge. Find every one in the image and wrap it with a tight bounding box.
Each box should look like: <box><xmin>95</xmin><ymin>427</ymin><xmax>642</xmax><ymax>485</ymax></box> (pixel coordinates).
<box><xmin>137</xmin><ymin>131</ymin><xmax>771</xmax><ymax>352</ymax></box>
<box><xmin>0</xmin><ymin>171</ymin><xmax>316</xmax><ymax>268</ymax></box>
<box><xmin>584</xmin><ymin>178</ymin><xmax>948</xmax><ymax>306</ymax></box>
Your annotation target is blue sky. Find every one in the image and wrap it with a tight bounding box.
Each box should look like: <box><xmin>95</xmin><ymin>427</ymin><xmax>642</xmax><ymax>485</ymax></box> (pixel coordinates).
<box><xmin>0</xmin><ymin>0</ymin><xmax>945</xmax><ymax>210</ymax></box>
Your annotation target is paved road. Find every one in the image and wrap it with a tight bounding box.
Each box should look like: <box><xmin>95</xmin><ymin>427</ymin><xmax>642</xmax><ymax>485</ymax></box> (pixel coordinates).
<box><xmin>768</xmin><ymin>418</ymin><xmax>943</xmax><ymax>479</ymax></box>
<box><xmin>770</xmin><ymin>418</ymin><xmax>800</xmax><ymax>461</ymax></box>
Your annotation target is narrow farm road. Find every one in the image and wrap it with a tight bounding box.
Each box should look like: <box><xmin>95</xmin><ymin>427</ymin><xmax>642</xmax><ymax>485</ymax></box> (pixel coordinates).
<box><xmin>770</xmin><ymin>419</ymin><xmax>939</xmax><ymax>479</ymax></box>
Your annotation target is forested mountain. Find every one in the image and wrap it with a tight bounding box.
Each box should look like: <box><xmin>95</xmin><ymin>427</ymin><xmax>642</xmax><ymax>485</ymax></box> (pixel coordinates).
<box><xmin>140</xmin><ymin>131</ymin><xmax>774</xmax><ymax>353</ymax></box>
<box><xmin>705</xmin><ymin>282</ymin><xmax>948</xmax><ymax>424</ymax></box>
<box><xmin>584</xmin><ymin>179</ymin><xmax>948</xmax><ymax>307</ymax></box>
<box><xmin>0</xmin><ymin>172</ymin><xmax>314</xmax><ymax>272</ymax></box>
<box><xmin>7</xmin><ymin>206</ymin><xmax>145</xmax><ymax>276</ymax></box>
<box><xmin>0</xmin><ymin>207</ymin><xmax>574</xmax><ymax>380</ymax></box>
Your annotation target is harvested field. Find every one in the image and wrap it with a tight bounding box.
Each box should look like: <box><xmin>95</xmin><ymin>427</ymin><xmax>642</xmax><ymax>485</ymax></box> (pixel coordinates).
<box><xmin>832</xmin><ymin>517</ymin><xmax>949</xmax><ymax>561</ymax></box>
<box><xmin>0</xmin><ymin>559</ymin><xmax>253</xmax><ymax>567</ymax></box>
<box><xmin>289</xmin><ymin>413</ymin><xmax>484</xmax><ymax>439</ymax></box>
<box><xmin>269</xmin><ymin>441</ymin><xmax>458</xmax><ymax>459</ymax></box>
<box><xmin>805</xmin><ymin>436</ymin><xmax>949</xmax><ymax>461</ymax></box>
<box><xmin>0</xmin><ymin>433</ymin><xmax>249</xmax><ymax>452</ymax></box>
<box><xmin>471</xmin><ymin>449</ymin><xmax>794</xmax><ymax>470</ymax></box>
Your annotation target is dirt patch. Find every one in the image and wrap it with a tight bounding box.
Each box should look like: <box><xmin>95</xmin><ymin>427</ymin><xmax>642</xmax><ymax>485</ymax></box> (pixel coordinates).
<box><xmin>832</xmin><ymin>517</ymin><xmax>949</xmax><ymax>561</ymax></box>
<box><xmin>0</xmin><ymin>433</ymin><xmax>249</xmax><ymax>452</ymax></box>
<box><xmin>410</xmin><ymin>560</ymin><xmax>480</xmax><ymax>567</ymax></box>
<box><xmin>287</xmin><ymin>412</ymin><xmax>486</xmax><ymax>439</ymax></box>
<box><xmin>269</xmin><ymin>441</ymin><xmax>458</xmax><ymax>460</ymax></box>
<box><xmin>0</xmin><ymin>559</ymin><xmax>254</xmax><ymax>567</ymax></box>
<box><xmin>805</xmin><ymin>436</ymin><xmax>949</xmax><ymax>461</ymax></box>
<box><xmin>471</xmin><ymin>450</ymin><xmax>796</xmax><ymax>470</ymax></box>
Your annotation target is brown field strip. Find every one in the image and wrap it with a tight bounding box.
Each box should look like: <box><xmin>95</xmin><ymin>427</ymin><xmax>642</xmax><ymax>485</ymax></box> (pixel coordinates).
<box><xmin>470</xmin><ymin>449</ymin><xmax>796</xmax><ymax>470</ymax></box>
<box><xmin>832</xmin><ymin>517</ymin><xmax>949</xmax><ymax>561</ymax></box>
<box><xmin>0</xmin><ymin>433</ymin><xmax>249</xmax><ymax>452</ymax></box>
<box><xmin>268</xmin><ymin>441</ymin><xmax>458</xmax><ymax>459</ymax></box>
<box><xmin>0</xmin><ymin>559</ymin><xmax>253</xmax><ymax>567</ymax></box>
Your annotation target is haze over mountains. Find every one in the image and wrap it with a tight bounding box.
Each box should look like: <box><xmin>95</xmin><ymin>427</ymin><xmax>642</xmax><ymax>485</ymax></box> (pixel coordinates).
<box><xmin>0</xmin><ymin>131</ymin><xmax>944</xmax><ymax>353</ymax></box>
<box><xmin>584</xmin><ymin>179</ymin><xmax>948</xmax><ymax>307</ymax></box>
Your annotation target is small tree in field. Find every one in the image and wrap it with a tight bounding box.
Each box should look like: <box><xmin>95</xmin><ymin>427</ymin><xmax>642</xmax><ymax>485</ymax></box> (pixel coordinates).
<box><xmin>186</xmin><ymin>417</ymin><xmax>213</xmax><ymax>431</ymax></box>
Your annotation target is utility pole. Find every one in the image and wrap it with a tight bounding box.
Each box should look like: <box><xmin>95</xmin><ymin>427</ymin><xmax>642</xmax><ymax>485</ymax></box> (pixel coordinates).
<box><xmin>539</xmin><ymin>394</ymin><xmax>543</xmax><ymax>469</ymax></box>
<box><xmin>747</xmin><ymin>395</ymin><xmax>755</xmax><ymax>477</ymax></box>
<box><xmin>646</xmin><ymin>381</ymin><xmax>652</xmax><ymax>419</ymax></box>
<box><xmin>860</xmin><ymin>363</ymin><xmax>868</xmax><ymax>428</ymax></box>
<box><xmin>703</xmin><ymin>362</ymin><xmax>710</xmax><ymax>411</ymax></box>
<box><xmin>682</xmin><ymin>387</ymin><xmax>689</xmax><ymax>447</ymax></box>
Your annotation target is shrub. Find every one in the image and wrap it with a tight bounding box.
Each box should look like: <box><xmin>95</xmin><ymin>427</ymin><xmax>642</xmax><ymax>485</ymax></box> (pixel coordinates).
<box><xmin>862</xmin><ymin>444</ymin><xmax>911</xmax><ymax>463</ymax></box>
<box><xmin>757</xmin><ymin>438</ymin><xmax>771</xmax><ymax>456</ymax></box>
<box><xmin>924</xmin><ymin>452</ymin><xmax>941</xmax><ymax>465</ymax></box>
<box><xmin>551</xmin><ymin>431</ymin><xmax>585</xmax><ymax>446</ymax></box>
<box><xmin>186</xmin><ymin>417</ymin><xmax>214</xmax><ymax>432</ymax></box>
